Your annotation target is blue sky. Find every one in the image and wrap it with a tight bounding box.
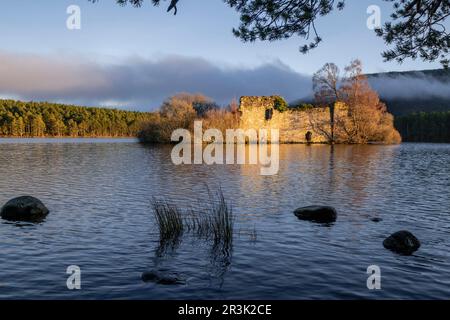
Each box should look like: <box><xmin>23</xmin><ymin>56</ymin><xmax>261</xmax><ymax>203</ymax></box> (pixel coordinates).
<box><xmin>0</xmin><ymin>0</ymin><xmax>445</xmax><ymax>110</ymax></box>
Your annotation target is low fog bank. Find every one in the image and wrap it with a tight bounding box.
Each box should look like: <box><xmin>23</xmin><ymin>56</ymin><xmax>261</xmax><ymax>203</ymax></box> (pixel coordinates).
<box><xmin>0</xmin><ymin>51</ymin><xmax>311</xmax><ymax>110</ymax></box>
<box><xmin>1</xmin><ymin>50</ymin><xmax>449</xmax><ymax>114</ymax></box>
<box><xmin>368</xmin><ymin>69</ymin><xmax>450</xmax><ymax>100</ymax></box>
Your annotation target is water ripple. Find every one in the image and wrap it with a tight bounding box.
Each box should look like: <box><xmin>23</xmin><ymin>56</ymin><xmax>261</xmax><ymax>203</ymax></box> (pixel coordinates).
<box><xmin>0</xmin><ymin>140</ymin><xmax>449</xmax><ymax>299</ymax></box>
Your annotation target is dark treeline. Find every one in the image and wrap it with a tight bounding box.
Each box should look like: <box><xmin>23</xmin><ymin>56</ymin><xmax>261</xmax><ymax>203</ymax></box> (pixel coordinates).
<box><xmin>395</xmin><ymin>111</ymin><xmax>450</xmax><ymax>142</ymax></box>
<box><xmin>0</xmin><ymin>100</ymin><xmax>155</xmax><ymax>137</ymax></box>
<box><xmin>383</xmin><ymin>97</ymin><xmax>450</xmax><ymax>116</ymax></box>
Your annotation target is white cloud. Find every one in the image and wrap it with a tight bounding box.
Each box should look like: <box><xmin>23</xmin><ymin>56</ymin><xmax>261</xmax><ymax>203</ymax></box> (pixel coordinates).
<box><xmin>2</xmin><ymin>51</ymin><xmax>448</xmax><ymax>111</ymax></box>
<box><xmin>0</xmin><ymin>51</ymin><xmax>312</xmax><ymax>110</ymax></box>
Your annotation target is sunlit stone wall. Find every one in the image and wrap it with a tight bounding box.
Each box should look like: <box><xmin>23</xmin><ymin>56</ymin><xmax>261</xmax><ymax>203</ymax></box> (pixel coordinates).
<box><xmin>238</xmin><ymin>96</ymin><xmax>330</xmax><ymax>143</ymax></box>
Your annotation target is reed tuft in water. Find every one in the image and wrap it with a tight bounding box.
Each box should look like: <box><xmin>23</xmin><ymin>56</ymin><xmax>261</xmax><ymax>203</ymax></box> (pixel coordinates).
<box><xmin>209</xmin><ymin>190</ymin><xmax>233</xmax><ymax>248</ymax></box>
<box><xmin>152</xmin><ymin>200</ymin><xmax>184</xmax><ymax>241</ymax></box>
<box><xmin>151</xmin><ymin>189</ymin><xmax>234</xmax><ymax>252</ymax></box>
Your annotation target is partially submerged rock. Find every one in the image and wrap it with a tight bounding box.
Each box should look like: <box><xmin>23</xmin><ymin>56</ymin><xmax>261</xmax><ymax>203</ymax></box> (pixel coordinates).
<box><xmin>294</xmin><ymin>206</ymin><xmax>337</xmax><ymax>223</ymax></box>
<box><xmin>371</xmin><ymin>217</ymin><xmax>383</xmax><ymax>222</ymax></box>
<box><xmin>383</xmin><ymin>230</ymin><xmax>420</xmax><ymax>255</ymax></box>
<box><xmin>0</xmin><ymin>196</ymin><xmax>49</xmax><ymax>222</ymax></box>
<box><xmin>141</xmin><ymin>270</ymin><xmax>186</xmax><ymax>285</ymax></box>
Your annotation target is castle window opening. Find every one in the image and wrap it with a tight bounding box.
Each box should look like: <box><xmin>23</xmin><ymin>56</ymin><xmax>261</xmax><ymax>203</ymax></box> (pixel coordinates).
<box><xmin>265</xmin><ymin>108</ymin><xmax>273</xmax><ymax>121</ymax></box>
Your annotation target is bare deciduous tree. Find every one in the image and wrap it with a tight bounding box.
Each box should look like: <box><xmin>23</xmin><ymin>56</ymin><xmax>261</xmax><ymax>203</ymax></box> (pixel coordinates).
<box><xmin>310</xmin><ymin>59</ymin><xmax>401</xmax><ymax>144</ymax></box>
<box><xmin>312</xmin><ymin>63</ymin><xmax>341</xmax><ymax>143</ymax></box>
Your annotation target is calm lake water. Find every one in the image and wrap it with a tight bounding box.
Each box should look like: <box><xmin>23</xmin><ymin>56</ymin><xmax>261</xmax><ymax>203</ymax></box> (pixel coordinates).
<box><xmin>0</xmin><ymin>138</ymin><xmax>449</xmax><ymax>299</ymax></box>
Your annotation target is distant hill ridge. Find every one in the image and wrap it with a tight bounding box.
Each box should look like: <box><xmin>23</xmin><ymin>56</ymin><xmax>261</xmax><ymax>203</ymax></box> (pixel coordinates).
<box><xmin>292</xmin><ymin>69</ymin><xmax>450</xmax><ymax>116</ymax></box>
<box><xmin>368</xmin><ymin>68</ymin><xmax>450</xmax><ymax>116</ymax></box>
<box><xmin>368</xmin><ymin>68</ymin><xmax>450</xmax><ymax>81</ymax></box>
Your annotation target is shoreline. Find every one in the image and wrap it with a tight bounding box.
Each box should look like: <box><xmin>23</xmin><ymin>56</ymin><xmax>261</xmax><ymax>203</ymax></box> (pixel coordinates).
<box><xmin>0</xmin><ymin>137</ymin><xmax>447</xmax><ymax>144</ymax></box>
<box><xmin>0</xmin><ymin>136</ymin><xmax>137</xmax><ymax>139</ymax></box>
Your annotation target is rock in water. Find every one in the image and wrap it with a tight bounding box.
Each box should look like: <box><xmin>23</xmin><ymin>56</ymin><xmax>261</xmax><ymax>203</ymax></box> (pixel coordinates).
<box><xmin>383</xmin><ymin>230</ymin><xmax>420</xmax><ymax>255</ymax></box>
<box><xmin>294</xmin><ymin>206</ymin><xmax>337</xmax><ymax>223</ymax></box>
<box><xmin>371</xmin><ymin>217</ymin><xmax>383</xmax><ymax>222</ymax></box>
<box><xmin>0</xmin><ymin>196</ymin><xmax>49</xmax><ymax>222</ymax></box>
<box><xmin>141</xmin><ymin>270</ymin><xmax>185</xmax><ymax>285</ymax></box>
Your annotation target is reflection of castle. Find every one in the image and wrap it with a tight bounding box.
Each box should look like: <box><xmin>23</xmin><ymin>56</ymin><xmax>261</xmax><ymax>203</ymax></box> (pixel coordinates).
<box><xmin>239</xmin><ymin>96</ymin><xmax>337</xmax><ymax>143</ymax></box>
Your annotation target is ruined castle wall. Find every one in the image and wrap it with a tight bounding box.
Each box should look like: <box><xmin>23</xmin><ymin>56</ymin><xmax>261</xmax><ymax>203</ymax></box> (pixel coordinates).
<box><xmin>238</xmin><ymin>96</ymin><xmax>330</xmax><ymax>143</ymax></box>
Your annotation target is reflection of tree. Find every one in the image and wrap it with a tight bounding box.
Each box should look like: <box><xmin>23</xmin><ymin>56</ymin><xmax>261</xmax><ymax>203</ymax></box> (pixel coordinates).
<box><xmin>328</xmin><ymin>145</ymin><xmax>393</xmax><ymax>209</ymax></box>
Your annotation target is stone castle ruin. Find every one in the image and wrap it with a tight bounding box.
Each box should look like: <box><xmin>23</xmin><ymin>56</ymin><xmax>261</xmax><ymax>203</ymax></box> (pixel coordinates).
<box><xmin>238</xmin><ymin>96</ymin><xmax>333</xmax><ymax>143</ymax></box>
